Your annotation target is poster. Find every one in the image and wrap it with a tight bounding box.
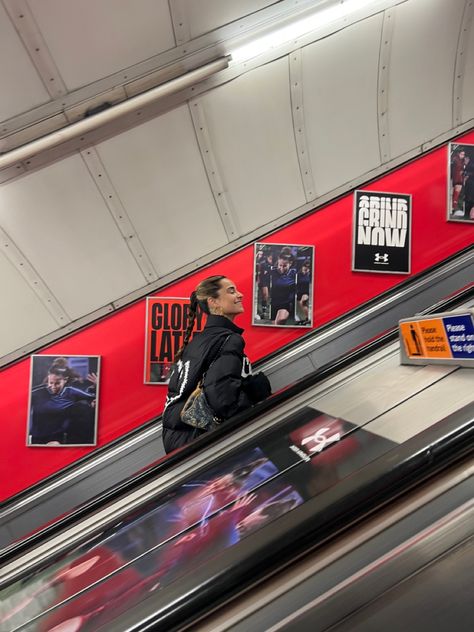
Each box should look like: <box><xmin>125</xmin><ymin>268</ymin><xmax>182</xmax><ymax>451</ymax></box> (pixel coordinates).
<box><xmin>352</xmin><ymin>190</ymin><xmax>412</xmax><ymax>274</ymax></box>
<box><xmin>27</xmin><ymin>355</ymin><xmax>100</xmax><ymax>447</ymax></box>
<box><xmin>447</xmin><ymin>142</ymin><xmax>474</xmax><ymax>223</ymax></box>
<box><xmin>253</xmin><ymin>242</ymin><xmax>314</xmax><ymax>327</ymax></box>
<box><xmin>144</xmin><ymin>297</ymin><xmax>205</xmax><ymax>384</ymax></box>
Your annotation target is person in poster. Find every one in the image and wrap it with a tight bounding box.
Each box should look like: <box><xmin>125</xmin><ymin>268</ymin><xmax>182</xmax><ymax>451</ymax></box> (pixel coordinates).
<box><xmin>27</xmin><ymin>355</ymin><xmax>99</xmax><ymax>446</ymax></box>
<box><xmin>448</xmin><ymin>143</ymin><xmax>474</xmax><ymax>222</ymax></box>
<box><xmin>253</xmin><ymin>243</ymin><xmax>314</xmax><ymax>327</ymax></box>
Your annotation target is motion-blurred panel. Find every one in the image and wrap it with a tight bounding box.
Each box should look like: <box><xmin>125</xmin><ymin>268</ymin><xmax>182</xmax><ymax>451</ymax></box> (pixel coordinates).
<box><xmin>0</xmin><ymin>3</ymin><xmax>50</xmax><ymax>121</ymax></box>
<box><xmin>0</xmin><ymin>155</ymin><xmax>146</xmax><ymax>319</ymax></box>
<box><xmin>0</xmin><ymin>251</ymin><xmax>58</xmax><ymax>356</ymax></box>
<box><xmin>368</xmin><ymin>367</ymin><xmax>474</xmax><ymax>443</ymax></box>
<box><xmin>302</xmin><ymin>13</ymin><xmax>382</xmax><ymax>195</ymax></box>
<box><xmin>308</xmin><ymin>343</ymin><xmax>457</xmax><ymax>423</ymax></box>
<box><xmin>388</xmin><ymin>0</ymin><xmax>464</xmax><ymax>158</ymax></box>
<box><xmin>196</xmin><ymin>57</ymin><xmax>306</xmax><ymax>234</ymax></box>
<box><xmin>95</xmin><ymin>105</ymin><xmax>228</xmax><ymax>275</ymax></box>
<box><xmin>27</xmin><ymin>0</ymin><xmax>175</xmax><ymax>90</ymax></box>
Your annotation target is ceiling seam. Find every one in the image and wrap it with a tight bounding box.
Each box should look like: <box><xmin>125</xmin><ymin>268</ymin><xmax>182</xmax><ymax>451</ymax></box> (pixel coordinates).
<box><xmin>79</xmin><ymin>148</ymin><xmax>159</xmax><ymax>284</ymax></box>
<box><xmin>2</xmin><ymin>0</ymin><xmax>67</xmax><ymax>98</ymax></box>
<box><xmin>453</xmin><ymin>0</ymin><xmax>474</xmax><ymax>128</ymax></box>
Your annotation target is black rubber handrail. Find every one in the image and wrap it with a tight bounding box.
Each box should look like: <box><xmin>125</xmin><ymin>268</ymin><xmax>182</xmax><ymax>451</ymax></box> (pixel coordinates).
<box><xmin>2</xmin><ymin>243</ymin><xmax>471</xmax><ymax>517</ymax></box>
<box><xmin>1</xmin><ymin>282</ymin><xmax>472</xmax><ymax>568</ymax></box>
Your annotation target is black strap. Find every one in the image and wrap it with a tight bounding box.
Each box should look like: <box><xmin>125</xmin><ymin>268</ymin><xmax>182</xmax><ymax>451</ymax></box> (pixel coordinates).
<box><xmin>201</xmin><ymin>334</ymin><xmax>231</xmax><ymax>383</ymax></box>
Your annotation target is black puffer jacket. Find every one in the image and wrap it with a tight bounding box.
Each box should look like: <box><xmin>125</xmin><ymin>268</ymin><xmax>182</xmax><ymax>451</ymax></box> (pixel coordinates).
<box><xmin>162</xmin><ymin>315</ymin><xmax>271</xmax><ymax>450</ymax></box>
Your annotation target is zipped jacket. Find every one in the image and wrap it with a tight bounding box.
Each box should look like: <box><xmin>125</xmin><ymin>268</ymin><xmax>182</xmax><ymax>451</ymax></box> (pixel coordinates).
<box><xmin>162</xmin><ymin>315</ymin><xmax>255</xmax><ymax>432</ymax></box>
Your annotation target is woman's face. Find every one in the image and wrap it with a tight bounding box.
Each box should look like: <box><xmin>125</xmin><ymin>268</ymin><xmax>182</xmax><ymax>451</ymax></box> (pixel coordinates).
<box><xmin>209</xmin><ymin>278</ymin><xmax>244</xmax><ymax>320</ymax></box>
<box><xmin>47</xmin><ymin>373</ymin><xmax>67</xmax><ymax>394</ymax></box>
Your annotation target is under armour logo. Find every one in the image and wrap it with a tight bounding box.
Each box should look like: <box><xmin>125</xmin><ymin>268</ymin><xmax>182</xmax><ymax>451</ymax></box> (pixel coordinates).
<box><xmin>374</xmin><ymin>253</ymin><xmax>389</xmax><ymax>263</ymax></box>
<box><xmin>300</xmin><ymin>427</ymin><xmax>341</xmax><ymax>453</ymax></box>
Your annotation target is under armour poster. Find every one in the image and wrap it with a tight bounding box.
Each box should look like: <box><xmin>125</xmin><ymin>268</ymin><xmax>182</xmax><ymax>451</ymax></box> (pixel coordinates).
<box><xmin>447</xmin><ymin>142</ymin><xmax>474</xmax><ymax>223</ymax></box>
<box><xmin>27</xmin><ymin>355</ymin><xmax>100</xmax><ymax>447</ymax></box>
<box><xmin>144</xmin><ymin>297</ymin><xmax>206</xmax><ymax>384</ymax></box>
<box><xmin>253</xmin><ymin>242</ymin><xmax>314</xmax><ymax>327</ymax></box>
<box><xmin>352</xmin><ymin>190</ymin><xmax>412</xmax><ymax>274</ymax></box>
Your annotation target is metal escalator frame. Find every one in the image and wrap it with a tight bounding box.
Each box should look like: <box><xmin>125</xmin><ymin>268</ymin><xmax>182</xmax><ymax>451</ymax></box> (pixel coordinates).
<box><xmin>100</xmin><ymin>406</ymin><xmax>474</xmax><ymax>632</ymax></box>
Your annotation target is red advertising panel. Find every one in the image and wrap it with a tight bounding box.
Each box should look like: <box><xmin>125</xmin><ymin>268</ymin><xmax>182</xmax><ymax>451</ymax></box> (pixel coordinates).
<box><xmin>0</xmin><ymin>133</ymin><xmax>473</xmax><ymax>501</ymax></box>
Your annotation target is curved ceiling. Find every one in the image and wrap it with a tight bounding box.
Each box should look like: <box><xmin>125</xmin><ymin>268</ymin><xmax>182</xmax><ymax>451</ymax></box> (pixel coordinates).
<box><xmin>0</xmin><ymin>0</ymin><xmax>473</xmax><ymax>363</ymax></box>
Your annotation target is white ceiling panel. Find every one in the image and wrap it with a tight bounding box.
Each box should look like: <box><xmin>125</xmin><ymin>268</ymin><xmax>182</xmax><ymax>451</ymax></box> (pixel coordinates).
<box><xmin>461</xmin><ymin>7</ymin><xmax>474</xmax><ymax>124</ymax></box>
<box><xmin>0</xmin><ymin>251</ymin><xmax>58</xmax><ymax>356</ymax></box>
<box><xmin>0</xmin><ymin>156</ymin><xmax>145</xmax><ymax>319</ymax></box>
<box><xmin>0</xmin><ymin>3</ymin><xmax>50</xmax><ymax>122</ymax></box>
<box><xmin>302</xmin><ymin>13</ymin><xmax>383</xmax><ymax>196</ymax></box>
<box><xmin>27</xmin><ymin>0</ymin><xmax>176</xmax><ymax>90</ymax></box>
<box><xmin>177</xmin><ymin>0</ymin><xmax>279</xmax><ymax>40</ymax></box>
<box><xmin>95</xmin><ymin>104</ymin><xmax>228</xmax><ymax>275</ymax></box>
<box><xmin>197</xmin><ymin>58</ymin><xmax>306</xmax><ymax>234</ymax></box>
<box><xmin>388</xmin><ymin>0</ymin><xmax>465</xmax><ymax>158</ymax></box>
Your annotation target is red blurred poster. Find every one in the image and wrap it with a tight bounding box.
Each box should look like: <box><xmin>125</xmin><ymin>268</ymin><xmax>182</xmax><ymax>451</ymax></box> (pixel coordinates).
<box><xmin>144</xmin><ymin>297</ymin><xmax>205</xmax><ymax>384</ymax></box>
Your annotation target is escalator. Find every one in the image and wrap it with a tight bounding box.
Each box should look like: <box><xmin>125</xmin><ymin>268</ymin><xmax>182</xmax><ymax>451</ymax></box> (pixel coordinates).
<box><xmin>1</xmin><ymin>246</ymin><xmax>472</xmax><ymax>553</ymax></box>
<box><xmin>0</xmin><ymin>289</ymin><xmax>472</xmax><ymax>631</ymax></box>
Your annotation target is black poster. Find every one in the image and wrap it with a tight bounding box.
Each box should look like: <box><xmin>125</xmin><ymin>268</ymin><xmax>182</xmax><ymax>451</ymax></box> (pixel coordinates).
<box><xmin>352</xmin><ymin>190</ymin><xmax>412</xmax><ymax>274</ymax></box>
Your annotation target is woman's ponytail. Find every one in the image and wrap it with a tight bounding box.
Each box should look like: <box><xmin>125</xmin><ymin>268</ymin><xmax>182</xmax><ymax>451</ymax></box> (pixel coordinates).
<box><xmin>174</xmin><ymin>291</ymin><xmax>198</xmax><ymax>362</ymax></box>
<box><xmin>173</xmin><ymin>275</ymin><xmax>225</xmax><ymax>362</ymax></box>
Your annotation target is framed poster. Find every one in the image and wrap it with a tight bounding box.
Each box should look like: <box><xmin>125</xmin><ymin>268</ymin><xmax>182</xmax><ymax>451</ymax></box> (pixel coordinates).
<box><xmin>447</xmin><ymin>142</ymin><xmax>474</xmax><ymax>223</ymax></box>
<box><xmin>352</xmin><ymin>190</ymin><xmax>412</xmax><ymax>274</ymax></box>
<box><xmin>27</xmin><ymin>355</ymin><xmax>100</xmax><ymax>447</ymax></box>
<box><xmin>144</xmin><ymin>296</ymin><xmax>205</xmax><ymax>384</ymax></box>
<box><xmin>253</xmin><ymin>242</ymin><xmax>314</xmax><ymax>327</ymax></box>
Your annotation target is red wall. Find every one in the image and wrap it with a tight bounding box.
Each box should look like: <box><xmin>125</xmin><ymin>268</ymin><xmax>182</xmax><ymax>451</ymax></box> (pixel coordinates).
<box><xmin>1</xmin><ymin>133</ymin><xmax>473</xmax><ymax>501</ymax></box>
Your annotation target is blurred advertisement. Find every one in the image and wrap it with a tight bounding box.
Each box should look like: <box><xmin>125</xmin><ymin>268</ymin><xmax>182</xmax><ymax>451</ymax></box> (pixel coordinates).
<box><xmin>448</xmin><ymin>142</ymin><xmax>474</xmax><ymax>223</ymax></box>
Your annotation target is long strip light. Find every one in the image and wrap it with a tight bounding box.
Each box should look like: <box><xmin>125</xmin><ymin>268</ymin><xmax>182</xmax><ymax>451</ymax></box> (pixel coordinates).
<box><xmin>231</xmin><ymin>0</ymin><xmax>380</xmax><ymax>63</ymax></box>
<box><xmin>0</xmin><ymin>56</ymin><xmax>230</xmax><ymax>172</ymax></box>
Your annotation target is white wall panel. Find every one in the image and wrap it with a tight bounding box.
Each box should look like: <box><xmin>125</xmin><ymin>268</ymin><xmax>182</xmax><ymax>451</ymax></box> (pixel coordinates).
<box><xmin>95</xmin><ymin>105</ymin><xmax>228</xmax><ymax>275</ymax></box>
<box><xmin>301</xmin><ymin>13</ymin><xmax>383</xmax><ymax>196</ymax></box>
<box><xmin>461</xmin><ymin>5</ymin><xmax>474</xmax><ymax>123</ymax></box>
<box><xmin>0</xmin><ymin>251</ymin><xmax>58</xmax><ymax>356</ymax></box>
<box><xmin>0</xmin><ymin>3</ymin><xmax>50</xmax><ymax>121</ymax></box>
<box><xmin>388</xmin><ymin>0</ymin><xmax>465</xmax><ymax>158</ymax></box>
<box><xmin>0</xmin><ymin>156</ymin><xmax>145</xmax><ymax>318</ymax></box>
<box><xmin>175</xmin><ymin>0</ymin><xmax>278</xmax><ymax>40</ymax></box>
<box><xmin>197</xmin><ymin>58</ymin><xmax>306</xmax><ymax>234</ymax></box>
<box><xmin>27</xmin><ymin>0</ymin><xmax>175</xmax><ymax>90</ymax></box>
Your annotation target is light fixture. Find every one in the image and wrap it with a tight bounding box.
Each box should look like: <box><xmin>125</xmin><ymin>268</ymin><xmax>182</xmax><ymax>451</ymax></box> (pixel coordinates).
<box><xmin>230</xmin><ymin>0</ymin><xmax>380</xmax><ymax>63</ymax></box>
<box><xmin>0</xmin><ymin>56</ymin><xmax>230</xmax><ymax>172</ymax></box>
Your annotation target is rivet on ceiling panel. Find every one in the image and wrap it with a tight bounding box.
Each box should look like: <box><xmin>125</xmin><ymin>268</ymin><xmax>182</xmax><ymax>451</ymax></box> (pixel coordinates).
<box><xmin>378</xmin><ymin>8</ymin><xmax>394</xmax><ymax>163</ymax></box>
<box><xmin>289</xmin><ymin>49</ymin><xmax>316</xmax><ymax>203</ymax></box>
<box><xmin>453</xmin><ymin>0</ymin><xmax>474</xmax><ymax>126</ymax></box>
<box><xmin>80</xmin><ymin>148</ymin><xmax>159</xmax><ymax>283</ymax></box>
<box><xmin>0</xmin><ymin>226</ymin><xmax>70</xmax><ymax>325</ymax></box>
<box><xmin>2</xmin><ymin>0</ymin><xmax>67</xmax><ymax>98</ymax></box>
<box><xmin>189</xmin><ymin>99</ymin><xmax>241</xmax><ymax>241</ymax></box>
<box><xmin>169</xmin><ymin>0</ymin><xmax>191</xmax><ymax>45</ymax></box>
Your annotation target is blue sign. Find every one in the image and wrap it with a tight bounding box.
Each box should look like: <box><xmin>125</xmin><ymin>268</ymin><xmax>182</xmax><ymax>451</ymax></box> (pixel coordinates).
<box><xmin>442</xmin><ymin>314</ymin><xmax>474</xmax><ymax>359</ymax></box>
